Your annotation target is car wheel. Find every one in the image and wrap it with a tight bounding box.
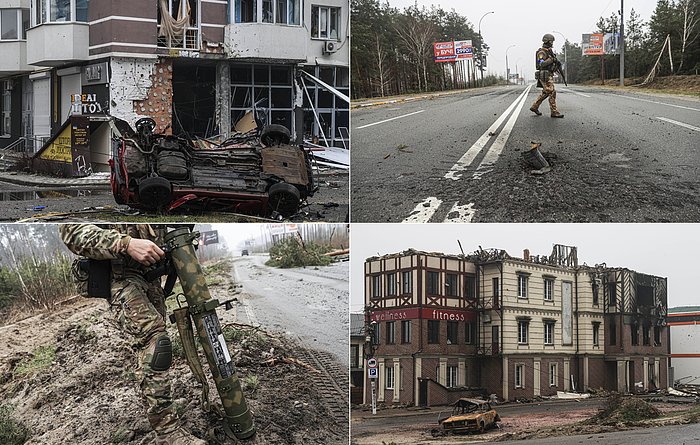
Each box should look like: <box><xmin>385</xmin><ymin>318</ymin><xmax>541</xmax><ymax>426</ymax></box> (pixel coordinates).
<box><xmin>135</xmin><ymin>117</ymin><xmax>157</xmax><ymax>136</ymax></box>
<box><xmin>261</xmin><ymin>124</ymin><xmax>291</xmax><ymax>146</ymax></box>
<box><xmin>479</xmin><ymin>421</ymin><xmax>485</xmax><ymax>433</ymax></box>
<box><xmin>268</xmin><ymin>182</ymin><xmax>301</xmax><ymax>217</ymax></box>
<box><xmin>138</xmin><ymin>176</ymin><xmax>172</xmax><ymax>210</ymax></box>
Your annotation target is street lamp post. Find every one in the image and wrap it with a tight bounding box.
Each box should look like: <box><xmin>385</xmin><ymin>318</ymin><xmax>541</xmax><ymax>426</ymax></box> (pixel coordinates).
<box><xmin>552</xmin><ymin>30</ymin><xmax>568</xmax><ymax>84</ymax></box>
<box><xmin>505</xmin><ymin>44</ymin><xmax>516</xmax><ymax>84</ymax></box>
<box><xmin>478</xmin><ymin>11</ymin><xmax>494</xmax><ymax>86</ymax></box>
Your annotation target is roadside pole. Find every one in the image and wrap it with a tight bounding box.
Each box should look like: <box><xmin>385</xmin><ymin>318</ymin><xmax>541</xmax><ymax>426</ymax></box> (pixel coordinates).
<box><xmin>368</xmin><ymin>357</ymin><xmax>378</xmax><ymax>415</ymax></box>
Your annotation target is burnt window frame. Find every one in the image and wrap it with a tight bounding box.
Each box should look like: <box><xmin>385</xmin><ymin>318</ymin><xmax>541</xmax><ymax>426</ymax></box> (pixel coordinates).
<box><xmin>446</xmin><ymin>321</ymin><xmax>458</xmax><ymax>345</ymax></box>
<box><xmin>371</xmin><ymin>274</ymin><xmax>381</xmax><ymax>299</ymax></box>
<box><xmin>426</xmin><ymin>271</ymin><xmax>440</xmax><ymax>296</ymax></box>
<box><xmin>386</xmin><ymin>272</ymin><xmax>397</xmax><ymax>296</ymax></box>
<box><xmin>445</xmin><ymin>273</ymin><xmax>458</xmax><ymax>297</ymax></box>
<box><xmin>401</xmin><ymin>320</ymin><xmax>411</xmax><ymax>344</ymax></box>
<box><xmin>428</xmin><ymin>320</ymin><xmax>440</xmax><ymax>344</ymax></box>
<box><xmin>464</xmin><ymin>275</ymin><xmax>476</xmax><ymax>300</ymax></box>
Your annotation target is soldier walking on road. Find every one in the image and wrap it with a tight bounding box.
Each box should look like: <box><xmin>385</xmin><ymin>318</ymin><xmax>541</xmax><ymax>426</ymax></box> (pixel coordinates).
<box><xmin>60</xmin><ymin>224</ymin><xmax>207</xmax><ymax>445</ymax></box>
<box><xmin>530</xmin><ymin>33</ymin><xmax>564</xmax><ymax>118</ymax></box>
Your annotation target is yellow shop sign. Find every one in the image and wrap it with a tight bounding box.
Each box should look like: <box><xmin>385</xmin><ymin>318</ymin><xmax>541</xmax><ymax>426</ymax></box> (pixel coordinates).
<box><xmin>38</xmin><ymin>125</ymin><xmax>72</xmax><ymax>162</ymax></box>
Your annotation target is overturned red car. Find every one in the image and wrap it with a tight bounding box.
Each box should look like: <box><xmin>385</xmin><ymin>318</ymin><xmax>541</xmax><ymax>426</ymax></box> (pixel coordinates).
<box><xmin>110</xmin><ymin>117</ymin><xmax>316</xmax><ymax>217</ymax></box>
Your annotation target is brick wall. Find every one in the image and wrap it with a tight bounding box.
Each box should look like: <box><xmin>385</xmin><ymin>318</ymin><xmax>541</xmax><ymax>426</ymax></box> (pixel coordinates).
<box><xmin>133</xmin><ymin>59</ymin><xmax>173</xmax><ymax>134</ymax></box>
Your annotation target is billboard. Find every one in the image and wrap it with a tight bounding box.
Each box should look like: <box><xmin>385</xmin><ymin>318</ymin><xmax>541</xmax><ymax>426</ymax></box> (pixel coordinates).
<box><xmin>434</xmin><ymin>41</ymin><xmax>455</xmax><ymax>62</ymax></box>
<box><xmin>582</xmin><ymin>33</ymin><xmax>620</xmax><ymax>55</ymax></box>
<box><xmin>454</xmin><ymin>40</ymin><xmax>473</xmax><ymax>59</ymax></box>
<box><xmin>582</xmin><ymin>33</ymin><xmax>604</xmax><ymax>55</ymax></box>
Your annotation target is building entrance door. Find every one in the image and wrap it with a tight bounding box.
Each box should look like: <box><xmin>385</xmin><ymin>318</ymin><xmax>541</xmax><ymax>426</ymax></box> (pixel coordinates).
<box><xmin>418</xmin><ymin>379</ymin><xmax>428</xmax><ymax>407</ymax></box>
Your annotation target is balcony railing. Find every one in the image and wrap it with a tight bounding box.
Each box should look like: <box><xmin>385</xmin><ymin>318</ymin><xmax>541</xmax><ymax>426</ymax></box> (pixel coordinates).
<box><xmin>157</xmin><ymin>25</ymin><xmax>199</xmax><ymax>50</ymax></box>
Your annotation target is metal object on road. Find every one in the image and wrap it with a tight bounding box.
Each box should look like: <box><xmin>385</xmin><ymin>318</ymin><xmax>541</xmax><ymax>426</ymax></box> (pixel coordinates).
<box><xmin>522</xmin><ymin>142</ymin><xmax>551</xmax><ymax>175</ymax></box>
<box><xmin>165</xmin><ymin>227</ymin><xmax>255</xmax><ymax>440</ymax></box>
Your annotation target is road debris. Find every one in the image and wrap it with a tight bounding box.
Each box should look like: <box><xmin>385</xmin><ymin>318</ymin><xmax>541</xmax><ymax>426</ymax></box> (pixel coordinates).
<box><xmin>523</xmin><ymin>142</ymin><xmax>552</xmax><ymax>175</ymax></box>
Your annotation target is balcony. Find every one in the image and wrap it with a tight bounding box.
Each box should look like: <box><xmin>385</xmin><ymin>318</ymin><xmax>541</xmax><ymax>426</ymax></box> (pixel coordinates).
<box><xmin>224</xmin><ymin>24</ymin><xmax>307</xmax><ymax>62</ymax></box>
<box><xmin>0</xmin><ymin>40</ymin><xmax>32</xmax><ymax>75</ymax></box>
<box><xmin>27</xmin><ymin>22</ymin><xmax>89</xmax><ymax>67</ymax></box>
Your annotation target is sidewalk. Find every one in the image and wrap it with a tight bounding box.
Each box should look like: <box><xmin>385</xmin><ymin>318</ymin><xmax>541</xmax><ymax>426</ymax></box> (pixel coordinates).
<box><xmin>0</xmin><ymin>171</ymin><xmax>111</xmax><ymax>188</ymax></box>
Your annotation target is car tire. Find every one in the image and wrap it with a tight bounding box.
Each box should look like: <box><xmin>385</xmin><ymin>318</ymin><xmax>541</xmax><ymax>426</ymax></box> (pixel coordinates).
<box><xmin>479</xmin><ymin>421</ymin><xmax>485</xmax><ymax>433</ymax></box>
<box><xmin>138</xmin><ymin>176</ymin><xmax>172</xmax><ymax>210</ymax></box>
<box><xmin>135</xmin><ymin>117</ymin><xmax>157</xmax><ymax>136</ymax></box>
<box><xmin>261</xmin><ymin>124</ymin><xmax>291</xmax><ymax>146</ymax></box>
<box><xmin>268</xmin><ymin>182</ymin><xmax>301</xmax><ymax>217</ymax></box>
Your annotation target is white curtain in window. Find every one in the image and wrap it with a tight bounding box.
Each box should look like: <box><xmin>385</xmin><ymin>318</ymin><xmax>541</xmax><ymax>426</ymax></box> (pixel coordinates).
<box><xmin>159</xmin><ymin>0</ymin><xmax>191</xmax><ymax>38</ymax></box>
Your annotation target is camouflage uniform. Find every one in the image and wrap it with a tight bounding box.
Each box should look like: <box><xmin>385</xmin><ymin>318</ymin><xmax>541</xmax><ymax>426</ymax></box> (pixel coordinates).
<box><xmin>531</xmin><ymin>41</ymin><xmax>563</xmax><ymax>117</ymax></box>
<box><xmin>59</xmin><ymin>224</ymin><xmax>178</xmax><ymax>434</ymax></box>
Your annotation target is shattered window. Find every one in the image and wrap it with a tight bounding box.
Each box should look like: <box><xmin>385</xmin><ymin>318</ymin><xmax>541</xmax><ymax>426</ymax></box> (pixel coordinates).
<box><xmin>464</xmin><ymin>275</ymin><xmax>476</xmax><ymax>299</ymax></box>
<box><xmin>401</xmin><ymin>271</ymin><xmax>412</xmax><ymax>294</ymax></box>
<box><xmin>447</xmin><ymin>321</ymin><xmax>458</xmax><ymax>344</ymax></box>
<box><xmin>262</xmin><ymin>0</ymin><xmax>273</xmax><ymax>23</ymax></box>
<box><xmin>592</xmin><ymin>322</ymin><xmax>600</xmax><ymax>346</ymax></box>
<box><xmin>428</xmin><ymin>320</ymin><xmax>440</xmax><ymax>344</ymax></box>
<box><xmin>235</xmin><ymin>0</ymin><xmax>256</xmax><ymax>23</ymax></box>
<box><xmin>445</xmin><ymin>274</ymin><xmax>458</xmax><ymax>297</ymax></box>
<box><xmin>157</xmin><ymin>0</ymin><xmax>199</xmax><ymax>49</ymax></box>
<box><xmin>311</xmin><ymin>5</ymin><xmax>340</xmax><ymax>39</ymax></box>
<box><xmin>427</xmin><ymin>271</ymin><xmax>439</xmax><ymax>295</ymax></box>
<box><xmin>401</xmin><ymin>320</ymin><xmax>411</xmax><ymax>343</ymax></box>
<box><xmin>371</xmin><ymin>275</ymin><xmax>381</xmax><ymax>298</ymax></box>
<box><xmin>386</xmin><ymin>273</ymin><xmax>396</xmax><ymax>296</ymax></box>
<box><xmin>386</xmin><ymin>321</ymin><xmax>395</xmax><ymax>344</ymax></box>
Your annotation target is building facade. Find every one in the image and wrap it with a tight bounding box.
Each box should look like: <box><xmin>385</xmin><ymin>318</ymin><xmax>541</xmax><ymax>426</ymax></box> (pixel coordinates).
<box><xmin>668</xmin><ymin>307</ymin><xmax>700</xmax><ymax>386</ymax></box>
<box><xmin>363</xmin><ymin>245</ymin><xmax>670</xmax><ymax>406</ymax></box>
<box><xmin>0</xmin><ymin>0</ymin><xmax>349</xmax><ymax>175</ymax></box>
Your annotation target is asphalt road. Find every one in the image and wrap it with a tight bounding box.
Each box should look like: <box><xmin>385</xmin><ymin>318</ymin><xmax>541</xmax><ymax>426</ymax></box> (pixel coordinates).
<box><xmin>351</xmin><ymin>84</ymin><xmax>700</xmax><ymax>222</ymax></box>
<box><xmin>231</xmin><ymin>254</ymin><xmax>349</xmax><ymax>367</ymax></box>
<box><xmin>499</xmin><ymin>422</ymin><xmax>700</xmax><ymax>445</ymax></box>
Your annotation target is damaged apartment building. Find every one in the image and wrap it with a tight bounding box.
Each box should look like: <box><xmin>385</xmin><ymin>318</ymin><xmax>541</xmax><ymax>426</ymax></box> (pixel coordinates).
<box><xmin>0</xmin><ymin>0</ymin><xmax>349</xmax><ymax>176</ymax></box>
<box><xmin>361</xmin><ymin>245</ymin><xmax>669</xmax><ymax>406</ymax></box>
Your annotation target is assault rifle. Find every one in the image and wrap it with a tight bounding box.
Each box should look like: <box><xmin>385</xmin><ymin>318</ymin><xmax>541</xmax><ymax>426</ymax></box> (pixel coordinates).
<box><xmin>549</xmin><ymin>50</ymin><xmax>568</xmax><ymax>86</ymax></box>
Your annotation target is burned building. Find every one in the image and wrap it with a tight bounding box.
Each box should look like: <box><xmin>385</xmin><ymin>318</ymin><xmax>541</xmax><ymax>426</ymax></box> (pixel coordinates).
<box><xmin>362</xmin><ymin>245</ymin><xmax>669</xmax><ymax>406</ymax></box>
<box><xmin>0</xmin><ymin>0</ymin><xmax>349</xmax><ymax>176</ymax></box>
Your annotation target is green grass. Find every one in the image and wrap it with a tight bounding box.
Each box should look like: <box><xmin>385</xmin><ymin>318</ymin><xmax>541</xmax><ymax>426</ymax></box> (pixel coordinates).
<box><xmin>13</xmin><ymin>345</ymin><xmax>56</xmax><ymax>378</ymax></box>
<box><xmin>0</xmin><ymin>405</ymin><xmax>29</xmax><ymax>445</ymax></box>
<box><xmin>243</xmin><ymin>375</ymin><xmax>260</xmax><ymax>394</ymax></box>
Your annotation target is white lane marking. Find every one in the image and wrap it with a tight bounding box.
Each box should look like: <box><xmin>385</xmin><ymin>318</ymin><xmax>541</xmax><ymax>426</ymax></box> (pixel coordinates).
<box><xmin>444</xmin><ymin>86</ymin><xmax>532</xmax><ymax>180</ymax></box>
<box><xmin>444</xmin><ymin>202</ymin><xmax>476</xmax><ymax>222</ymax></box>
<box><xmin>561</xmin><ymin>88</ymin><xmax>591</xmax><ymax>98</ymax></box>
<box><xmin>473</xmin><ymin>84</ymin><xmax>534</xmax><ymax>179</ymax></box>
<box><xmin>613</xmin><ymin>94</ymin><xmax>700</xmax><ymax>112</ymax></box>
<box><xmin>355</xmin><ymin>109</ymin><xmax>426</xmax><ymax>129</ymax></box>
<box><xmin>656</xmin><ymin>116</ymin><xmax>700</xmax><ymax>132</ymax></box>
<box><xmin>402</xmin><ymin>197</ymin><xmax>442</xmax><ymax>223</ymax></box>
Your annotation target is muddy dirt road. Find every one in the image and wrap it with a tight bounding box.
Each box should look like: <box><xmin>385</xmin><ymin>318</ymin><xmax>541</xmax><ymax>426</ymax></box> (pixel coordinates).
<box><xmin>231</xmin><ymin>254</ymin><xmax>349</xmax><ymax>368</ymax></box>
<box><xmin>0</xmin><ymin>258</ymin><xmax>349</xmax><ymax>445</ymax></box>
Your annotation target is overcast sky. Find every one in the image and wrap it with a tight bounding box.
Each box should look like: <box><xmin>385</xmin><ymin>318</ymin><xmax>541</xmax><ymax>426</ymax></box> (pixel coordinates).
<box><xmin>385</xmin><ymin>0</ymin><xmax>659</xmax><ymax>81</ymax></box>
<box><xmin>349</xmin><ymin>223</ymin><xmax>698</xmax><ymax>313</ymax></box>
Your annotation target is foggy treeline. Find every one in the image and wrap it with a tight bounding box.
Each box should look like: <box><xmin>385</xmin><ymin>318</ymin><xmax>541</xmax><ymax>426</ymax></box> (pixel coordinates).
<box><xmin>352</xmin><ymin>0</ymin><xmax>699</xmax><ymax>97</ymax></box>
<box><xmin>254</xmin><ymin>224</ymin><xmax>350</xmax><ymax>253</ymax></box>
<box><xmin>559</xmin><ymin>0</ymin><xmax>700</xmax><ymax>84</ymax></box>
<box><xmin>352</xmin><ymin>0</ymin><xmax>500</xmax><ymax>99</ymax></box>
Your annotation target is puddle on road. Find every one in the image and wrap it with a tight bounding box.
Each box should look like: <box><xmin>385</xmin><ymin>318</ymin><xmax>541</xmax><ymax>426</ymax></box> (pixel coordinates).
<box><xmin>0</xmin><ymin>189</ymin><xmax>107</xmax><ymax>201</ymax></box>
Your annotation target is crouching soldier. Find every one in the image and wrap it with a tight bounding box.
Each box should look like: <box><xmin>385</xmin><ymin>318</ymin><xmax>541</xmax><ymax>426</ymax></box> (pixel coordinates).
<box><xmin>60</xmin><ymin>224</ymin><xmax>206</xmax><ymax>445</ymax></box>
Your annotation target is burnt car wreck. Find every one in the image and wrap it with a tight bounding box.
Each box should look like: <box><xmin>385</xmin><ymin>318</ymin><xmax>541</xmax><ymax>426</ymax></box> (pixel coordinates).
<box><xmin>110</xmin><ymin>117</ymin><xmax>315</xmax><ymax>217</ymax></box>
<box><xmin>433</xmin><ymin>398</ymin><xmax>501</xmax><ymax>436</ymax></box>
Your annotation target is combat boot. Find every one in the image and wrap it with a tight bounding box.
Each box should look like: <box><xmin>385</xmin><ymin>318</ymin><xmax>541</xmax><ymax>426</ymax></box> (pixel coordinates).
<box><xmin>550</xmin><ymin>111</ymin><xmax>564</xmax><ymax>118</ymax></box>
<box><xmin>154</xmin><ymin>427</ymin><xmax>207</xmax><ymax>445</ymax></box>
<box><xmin>529</xmin><ymin>106</ymin><xmax>542</xmax><ymax>116</ymax></box>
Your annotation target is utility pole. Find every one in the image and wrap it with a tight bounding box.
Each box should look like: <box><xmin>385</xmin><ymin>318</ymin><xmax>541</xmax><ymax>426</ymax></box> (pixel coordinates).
<box><xmin>478</xmin><ymin>11</ymin><xmax>495</xmax><ymax>86</ymax></box>
<box><xmin>620</xmin><ymin>0</ymin><xmax>625</xmax><ymax>86</ymax></box>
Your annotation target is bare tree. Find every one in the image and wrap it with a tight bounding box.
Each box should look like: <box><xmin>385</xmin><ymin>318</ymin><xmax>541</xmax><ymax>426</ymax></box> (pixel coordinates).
<box><xmin>395</xmin><ymin>13</ymin><xmax>435</xmax><ymax>92</ymax></box>
<box><xmin>678</xmin><ymin>0</ymin><xmax>699</xmax><ymax>72</ymax></box>
<box><xmin>373</xmin><ymin>34</ymin><xmax>392</xmax><ymax>97</ymax></box>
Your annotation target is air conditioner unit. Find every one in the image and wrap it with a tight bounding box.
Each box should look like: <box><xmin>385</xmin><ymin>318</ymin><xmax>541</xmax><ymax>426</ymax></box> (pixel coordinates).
<box><xmin>323</xmin><ymin>41</ymin><xmax>338</xmax><ymax>54</ymax></box>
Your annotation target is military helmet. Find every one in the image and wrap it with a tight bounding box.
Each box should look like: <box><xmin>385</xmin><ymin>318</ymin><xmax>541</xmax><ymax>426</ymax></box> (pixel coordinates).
<box><xmin>542</xmin><ymin>33</ymin><xmax>555</xmax><ymax>43</ymax></box>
